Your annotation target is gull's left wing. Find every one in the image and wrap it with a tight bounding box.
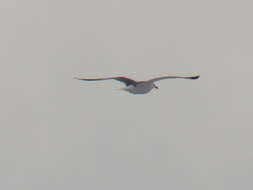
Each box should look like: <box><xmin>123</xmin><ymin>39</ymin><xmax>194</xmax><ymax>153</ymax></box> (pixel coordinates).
<box><xmin>74</xmin><ymin>76</ymin><xmax>138</xmax><ymax>86</ymax></box>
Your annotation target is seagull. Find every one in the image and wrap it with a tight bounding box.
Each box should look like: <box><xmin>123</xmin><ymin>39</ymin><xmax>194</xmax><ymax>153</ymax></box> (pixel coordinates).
<box><xmin>75</xmin><ymin>75</ymin><xmax>200</xmax><ymax>94</ymax></box>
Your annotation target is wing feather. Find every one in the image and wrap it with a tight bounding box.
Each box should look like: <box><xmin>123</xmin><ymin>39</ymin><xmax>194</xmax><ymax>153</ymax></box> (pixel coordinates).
<box><xmin>75</xmin><ymin>76</ymin><xmax>137</xmax><ymax>86</ymax></box>
<box><xmin>149</xmin><ymin>75</ymin><xmax>200</xmax><ymax>82</ymax></box>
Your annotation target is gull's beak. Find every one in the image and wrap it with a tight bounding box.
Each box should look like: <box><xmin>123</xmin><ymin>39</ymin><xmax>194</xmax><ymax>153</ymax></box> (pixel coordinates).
<box><xmin>154</xmin><ymin>85</ymin><xmax>159</xmax><ymax>89</ymax></box>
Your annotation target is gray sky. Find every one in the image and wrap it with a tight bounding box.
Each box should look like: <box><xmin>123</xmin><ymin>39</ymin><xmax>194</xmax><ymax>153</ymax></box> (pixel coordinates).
<box><xmin>1</xmin><ymin>0</ymin><xmax>253</xmax><ymax>189</ymax></box>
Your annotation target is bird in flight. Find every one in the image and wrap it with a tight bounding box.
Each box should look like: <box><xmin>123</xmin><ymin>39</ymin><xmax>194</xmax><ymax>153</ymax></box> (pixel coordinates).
<box><xmin>75</xmin><ymin>75</ymin><xmax>200</xmax><ymax>94</ymax></box>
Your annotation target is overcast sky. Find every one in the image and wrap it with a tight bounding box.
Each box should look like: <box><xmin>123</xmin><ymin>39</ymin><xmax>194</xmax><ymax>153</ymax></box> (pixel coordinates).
<box><xmin>1</xmin><ymin>0</ymin><xmax>253</xmax><ymax>189</ymax></box>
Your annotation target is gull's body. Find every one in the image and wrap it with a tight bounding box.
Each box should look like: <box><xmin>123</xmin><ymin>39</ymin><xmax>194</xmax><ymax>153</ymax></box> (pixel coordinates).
<box><xmin>122</xmin><ymin>81</ymin><xmax>156</xmax><ymax>94</ymax></box>
<box><xmin>75</xmin><ymin>75</ymin><xmax>199</xmax><ymax>94</ymax></box>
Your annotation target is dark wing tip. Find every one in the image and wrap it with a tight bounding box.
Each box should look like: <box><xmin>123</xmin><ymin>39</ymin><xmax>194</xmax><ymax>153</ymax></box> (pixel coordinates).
<box><xmin>73</xmin><ymin>77</ymin><xmax>104</xmax><ymax>81</ymax></box>
<box><xmin>190</xmin><ymin>75</ymin><xmax>200</xmax><ymax>80</ymax></box>
<box><xmin>74</xmin><ymin>77</ymin><xmax>88</xmax><ymax>81</ymax></box>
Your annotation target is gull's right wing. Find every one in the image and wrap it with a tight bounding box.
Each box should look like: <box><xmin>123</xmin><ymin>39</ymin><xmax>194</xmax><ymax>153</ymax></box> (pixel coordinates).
<box><xmin>148</xmin><ymin>75</ymin><xmax>200</xmax><ymax>83</ymax></box>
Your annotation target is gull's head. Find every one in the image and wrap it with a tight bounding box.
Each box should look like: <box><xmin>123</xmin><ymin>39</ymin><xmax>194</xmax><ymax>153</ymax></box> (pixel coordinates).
<box><xmin>152</xmin><ymin>83</ymin><xmax>159</xmax><ymax>89</ymax></box>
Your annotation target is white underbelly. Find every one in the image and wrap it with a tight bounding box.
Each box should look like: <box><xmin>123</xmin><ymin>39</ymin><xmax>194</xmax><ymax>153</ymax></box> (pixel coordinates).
<box><xmin>124</xmin><ymin>83</ymin><xmax>153</xmax><ymax>94</ymax></box>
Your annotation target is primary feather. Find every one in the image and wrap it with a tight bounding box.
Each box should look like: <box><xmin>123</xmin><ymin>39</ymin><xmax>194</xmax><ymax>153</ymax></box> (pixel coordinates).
<box><xmin>148</xmin><ymin>75</ymin><xmax>200</xmax><ymax>82</ymax></box>
<box><xmin>74</xmin><ymin>76</ymin><xmax>137</xmax><ymax>86</ymax></box>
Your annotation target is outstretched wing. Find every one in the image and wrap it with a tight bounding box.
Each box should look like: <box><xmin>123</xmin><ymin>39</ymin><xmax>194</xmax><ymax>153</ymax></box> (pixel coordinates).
<box><xmin>148</xmin><ymin>75</ymin><xmax>200</xmax><ymax>82</ymax></box>
<box><xmin>75</xmin><ymin>76</ymin><xmax>138</xmax><ymax>86</ymax></box>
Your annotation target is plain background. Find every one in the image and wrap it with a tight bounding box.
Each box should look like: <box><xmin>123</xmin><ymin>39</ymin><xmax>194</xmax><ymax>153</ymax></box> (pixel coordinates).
<box><xmin>1</xmin><ymin>0</ymin><xmax>253</xmax><ymax>189</ymax></box>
